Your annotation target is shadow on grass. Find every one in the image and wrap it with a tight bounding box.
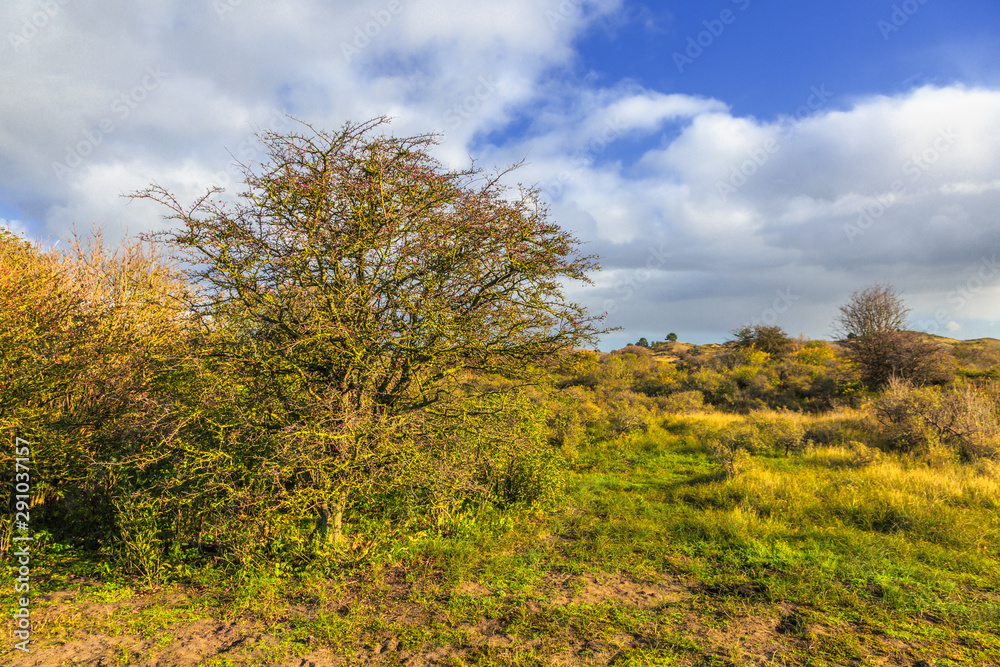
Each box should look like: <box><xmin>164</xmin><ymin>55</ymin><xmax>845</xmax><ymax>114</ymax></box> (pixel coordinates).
<box><xmin>650</xmin><ymin>471</ymin><xmax>726</xmax><ymax>494</ymax></box>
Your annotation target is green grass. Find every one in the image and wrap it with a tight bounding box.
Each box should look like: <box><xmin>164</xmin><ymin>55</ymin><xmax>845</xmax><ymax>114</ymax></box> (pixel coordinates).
<box><xmin>5</xmin><ymin>417</ymin><xmax>1000</xmax><ymax>665</ymax></box>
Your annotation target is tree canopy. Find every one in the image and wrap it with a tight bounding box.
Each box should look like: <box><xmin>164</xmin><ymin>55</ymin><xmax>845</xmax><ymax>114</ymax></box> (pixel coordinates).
<box><xmin>730</xmin><ymin>324</ymin><xmax>795</xmax><ymax>355</ymax></box>
<box><xmin>833</xmin><ymin>283</ymin><xmax>949</xmax><ymax>387</ymax></box>
<box><xmin>834</xmin><ymin>283</ymin><xmax>910</xmax><ymax>339</ymax></box>
<box><xmin>136</xmin><ymin>117</ymin><xmax>606</xmax><ymax>545</ymax></box>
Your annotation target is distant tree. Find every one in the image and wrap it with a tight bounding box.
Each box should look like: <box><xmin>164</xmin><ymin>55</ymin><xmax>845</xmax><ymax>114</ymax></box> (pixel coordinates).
<box><xmin>636</xmin><ymin>337</ymin><xmax>650</xmax><ymax>348</ymax></box>
<box><xmin>666</xmin><ymin>333</ymin><xmax>678</xmax><ymax>342</ymax></box>
<box><xmin>844</xmin><ymin>329</ymin><xmax>953</xmax><ymax>388</ymax></box>
<box><xmin>730</xmin><ymin>324</ymin><xmax>795</xmax><ymax>355</ymax></box>
<box><xmin>833</xmin><ymin>284</ymin><xmax>947</xmax><ymax>387</ymax></box>
<box><xmin>137</xmin><ymin>117</ymin><xmax>606</xmax><ymax>547</ymax></box>
<box><xmin>834</xmin><ymin>283</ymin><xmax>909</xmax><ymax>340</ymax></box>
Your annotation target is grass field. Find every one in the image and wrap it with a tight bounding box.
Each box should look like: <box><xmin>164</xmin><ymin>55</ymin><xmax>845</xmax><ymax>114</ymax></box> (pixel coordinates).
<box><xmin>5</xmin><ymin>413</ymin><xmax>1000</xmax><ymax>665</ymax></box>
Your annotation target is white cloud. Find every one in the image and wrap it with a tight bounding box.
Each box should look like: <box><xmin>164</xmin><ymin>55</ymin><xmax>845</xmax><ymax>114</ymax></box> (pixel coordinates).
<box><xmin>480</xmin><ymin>85</ymin><xmax>1000</xmax><ymax>343</ymax></box>
<box><xmin>941</xmin><ymin>179</ymin><xmax>1000</xmax><ymax>195</ymax></box>
<box><xmin>1</xmin><ymin>1</ymin><xmax>999</xmax><ymax>345</ymax></box>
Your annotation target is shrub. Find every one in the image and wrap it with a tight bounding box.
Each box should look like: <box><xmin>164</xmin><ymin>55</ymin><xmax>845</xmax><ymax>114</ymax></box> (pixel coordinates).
<box><xmin>707</xmin><ymin>427</ymin><xmax>755</xmax><ymax>479</ymax></box>
<box><xmin>847</xmin><ymin>440</ymin><xmax>882</xmax><ymax>467</ymax></box>
<box><xmin>725</xmin><ymin>374</ymin><xmax>774</xmax><ymax>413</ymax></box>
<box><xmin>660</xmin><ymin>390</ymin><xmax>705</xmax><ymax>414</ymax></box>
<box><xmin>730</xmin><ymin>324</ymin><xmax>796</xmax><ymax>355</ymax></box>
<box><xmin>494</xmin><ymin>449</ymin><xmax>566</xmax><ymax>508</ymax></box>
<box><xmin>928</xmin><ymin>381</ymin><xmax>1000</xmax><ymax>460</ymax></box>
<box><xmin>794</xmin><ymin>341</ymin><xmax>837</xmax><ymax>366</ymax></box>
<box><xmin>870</xmin><ymin>378</ymin><xmax>944</xmax><ymax>453</ymax></box>
<box><xmin>689</xmin><ymin>368</ymin><xmax>736</xmax><ymax>404</ymax></box>
<box><xmin>834</xmin><ymin>283</ymin><xmax>910</xmax><ymax>338</ymax></box>
<box><xmin>548</xmin><ymin>385</ymin><xmax>595</xmax><ymax>432</ymax></box>
<box><xmin>605</xmin><ymin>394</ymin><xmax>655</xmax><ymax>435</ymax></box>
<box><xmin>871</xmin><ymin>378</ymin><xmax>1000</xmax><ymax>459</ymax></box>
<box><xmin>633</xmin><ymin>365</ymin><xmax>683</xmax><ymax>397</ymax></box>
<box><xmin>701</xmin><ymin>419</ymin><xmax>764</xmax><ymax>478</ymax></box>
<box><xmin>846</xmin><ymin>331</ymin><xmax>955</xmax><ymax>388</ymax></box>
<box><xmin>110</xmin><ymin>491</ymin><xmax>168</xmax><ymax>585</ymax></box>
<box><xmin>747</xmin><ymin>410</ymin><xmax>806</xmax><ymax>455</ymax></box>
<box><xmin>616</xmin><ymin>344</ymin><xmax>653</xmax><ymax>357</ymax></box>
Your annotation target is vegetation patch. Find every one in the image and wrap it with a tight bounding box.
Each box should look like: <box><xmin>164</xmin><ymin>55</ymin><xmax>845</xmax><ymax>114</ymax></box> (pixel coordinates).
<box><xmin>3</xmin><ymin>121</ymin><xmax>1000</xmax><ymax>665</ymax></box>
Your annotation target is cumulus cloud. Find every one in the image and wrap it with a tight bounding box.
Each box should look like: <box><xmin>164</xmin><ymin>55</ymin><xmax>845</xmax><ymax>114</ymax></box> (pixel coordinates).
<box><xmin>1</xmin><ymin>1</ymin><xmax>999</xmax><ymax>346</ymax></box>
<box><xmin>477</xmin><ymin>84</ymin><xmax>1000</xmax><ymax>344</ymax></box>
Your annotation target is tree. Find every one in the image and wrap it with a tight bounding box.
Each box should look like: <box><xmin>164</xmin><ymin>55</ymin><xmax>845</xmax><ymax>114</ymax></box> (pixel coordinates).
<box><xmin>730</xmin><ymin>324</ymin><xmax>794</xmax><ymax>355</ymax></box>
<box><xmin>841</xmin><ymin>329</ymin><xmax>952</xmax><ymax>388</ymax></box>
<box><xmin>137</xmin><ymin>117</ymin><xmax>605</xmax><ymax>547</ymax></box>
<box><xmin>636</xmin><ymin>337</ymin><xmax>650</xmax><ymax>348</ymax></box>
<box><xmin>834</xmin><ymin>283</ymin><xmax>909</xmax><ymax>340</ymax></box>
<box><xmin>833</xmin><ymin>283</ymin><xmax>948</xmax><ymax>387</ymax></box>
<box><xmin>666</xmin><ymin>333</ymin><xmax>678</xmax><ymax>342</ymax></box>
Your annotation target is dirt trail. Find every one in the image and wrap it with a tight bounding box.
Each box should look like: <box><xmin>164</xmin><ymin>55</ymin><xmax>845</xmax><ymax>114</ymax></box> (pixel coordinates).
<box><xmin>4</xmin><ymin>572</ymin><xmax>934</xmax><ymax>666</ymax></box>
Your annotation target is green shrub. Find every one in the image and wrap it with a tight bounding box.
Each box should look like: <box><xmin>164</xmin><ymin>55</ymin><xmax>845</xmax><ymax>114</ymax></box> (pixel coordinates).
<box><xmin>547</xmin><ymin>386</ymin><xmax>592</xmax><ymax>456</ymax></box>
<box><xmin>847</xmin><ymin>440</ymin><xmax>882</xmax><ymax>467</ymax></box>
<box><xmin>660</xmin><ymin>390</ymin><xmax>705</xmax><ymax>414</ymax></box>
<box><xmin>747</xmin><ymin>410</ymin><xmax>806</xmax><ymax>455</ymax></box>
<box><xmin>494</xmin><ymin>449</ymin><xmax>566</xmax><ymax>507</ymax></box>
<box><xmin>689</xmin><ymin>368</ymin><xmax>737</xmax><ymax>405</ymax></box>
<box><xmin>110</xmin><ymin>492</ymin><xmax>167</xmax><ymax>585</ymax></box>
<box><xmin>707</xmin><ymin>425</ymin><xmax>756</xmax><ymax>478</ymax></box>
<box><xmin>600</xmin><ymin>392</ymin><xmax>657</xmax><ymax>436</ymax></box>
<box><xmin>871</xmin><ymin>378</ymin><xmax>1000</xmax><ymax>460</ymax></box>
<box><xmin>870</xmin><ymin>378</ymin><xmax>943</xmax><ymax>453</ymax></box>
<box><xmin>730</xmin><ymin>324</ymin><xmax>796</xmax><ymax>355</ymax></box>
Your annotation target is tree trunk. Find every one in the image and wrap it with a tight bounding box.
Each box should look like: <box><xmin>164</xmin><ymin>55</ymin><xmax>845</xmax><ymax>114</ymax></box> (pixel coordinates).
<box><xmin>311</xmin><ymin>489</ymin><xmax>347</xmax><ymax>551</ymax></box>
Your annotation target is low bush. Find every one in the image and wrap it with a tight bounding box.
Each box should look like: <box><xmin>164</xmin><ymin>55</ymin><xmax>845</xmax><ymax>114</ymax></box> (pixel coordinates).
<box><xmin>846</xmin><ymin>331</ymin><xmax>956</xmax><ymax>388</ymax></box>
<box><xmin>936</xmin><ymin>382</ymin><xmax>1000</xmax><ymax>460</ymax></box>
<box><xmin>870</xmin><ymin>378</ymin><xmax>943</xmax><ymax>453</ymax></box>
<box><xmin>707</xmin><ymin>425</ymin><xmax>756</xmax><ymax>478</ymax></box>
<box><xmin>871</xmin><ymin>378</ymin><xmax>1000</xmax><ymax>460</ymax></box>
<box><xmin>730</xmin><ymin>324</ymin><xmax>797</xmax><ymax>355</ymax></box>
<box><xmin>494</xmin><ymin>449</ymin><xmax>566</xmax><ymax>507</ymax></box>
<box><xmin>747</xmin><ymin>410</ymin><xmax>807</xmax><ymax>455</ymax></box>
<box><xmin>660</xmin><ymin>390</ymin><xmax>705</xmax><ymax>414</ymax></box>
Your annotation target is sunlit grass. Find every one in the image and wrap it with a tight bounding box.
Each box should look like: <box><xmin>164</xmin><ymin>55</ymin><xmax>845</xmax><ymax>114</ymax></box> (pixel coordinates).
<box><xmin>6</xmin><ymin>411</ymin><xmax>1000</xmax><ymax>665</ymax></box>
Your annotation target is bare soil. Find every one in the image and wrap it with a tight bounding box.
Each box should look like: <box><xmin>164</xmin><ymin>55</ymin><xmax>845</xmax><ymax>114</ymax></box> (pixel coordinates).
<box><xmin>2</xmin><ymin>571</ymin><xmax>945</xmax><ymax>666</ymax></box>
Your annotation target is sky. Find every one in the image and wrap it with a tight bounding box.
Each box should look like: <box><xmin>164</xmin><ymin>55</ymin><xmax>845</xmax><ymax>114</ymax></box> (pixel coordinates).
<box><xmin>2</xmin><ymin>0</ymin><xmax>1000</xmax><ymax>349</ymax></box>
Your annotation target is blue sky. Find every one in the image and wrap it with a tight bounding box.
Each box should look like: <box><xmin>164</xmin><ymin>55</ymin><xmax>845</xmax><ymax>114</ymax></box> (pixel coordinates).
<box><xmin>586</xmin><ymin>1</ymin><xmax>999</xmax><ymax>110</ymax></box>
<box><xmin>2</xmin><ymin>0</ymin><xmax>999</xmax><ymax>348</ymax></box>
